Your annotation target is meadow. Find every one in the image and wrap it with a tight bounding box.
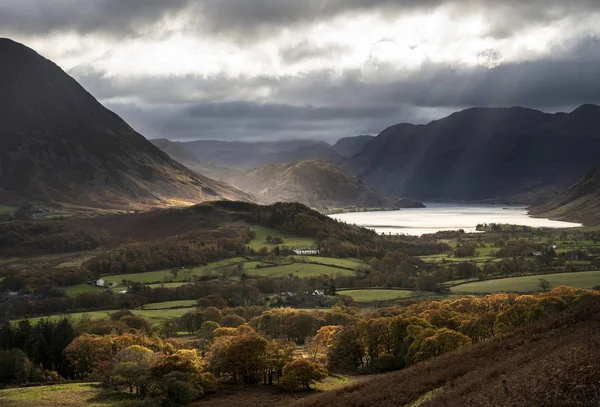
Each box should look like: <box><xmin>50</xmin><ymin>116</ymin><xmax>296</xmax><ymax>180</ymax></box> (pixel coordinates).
<box><xmin>141</xmin><ymin>300</ymin><xmax>197</xmax><ymax>309</ymax></box>
<box><xmin>451</xmin><ymin>270</ymin><xmax>600</xmax><ymax>293</ymax></box>
<box><xmin>338</xmin><ymin>289</ymin><xmax>414</xmax><ymax>302</ymax></box>
<box><xmin>248</xmin><ymin>225</ymin><xmax>316</xmax><ymax>250</ymax></box>
<box><xmin>60</xmin><ymin>284</ymin><xmax>104</xmax><ymax>297</ymax></box>
<box><xmin>101</xmin><ymin>257</ymin><xmax>248</xmax><ymax>286</ymax></box>
<box><xmin>246</xmin><ymin>263</ymin><xmax>354</xmax><ymax>278</ymax></box>
<box><xmin>12</xmin><ymin>306</ymin><xmax>198</xmax><ymax>326</ymax></box>
<box><xmin>0</xmin><ymin>383</ymin><xmax>118</xmax><ymax>407</ymax></box>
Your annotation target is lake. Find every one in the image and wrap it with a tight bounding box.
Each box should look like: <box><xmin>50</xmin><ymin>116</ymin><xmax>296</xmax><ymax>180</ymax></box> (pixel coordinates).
<box><xmin>329</xmin><ymin>203</ymin><xmax>582</xmax><ymax>236</ymax></box>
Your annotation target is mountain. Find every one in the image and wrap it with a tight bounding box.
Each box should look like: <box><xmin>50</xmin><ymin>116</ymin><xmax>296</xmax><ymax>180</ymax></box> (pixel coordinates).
<box><xmin>211</xmin><ymin>159</ymin><xmax>424</xmax><ymax>208</ymax></box>
<box><xmin>344</xmin><ymin>105</ymin><xmax>600</xmax><ymax>203</ymax></box>
<box><xmin>530</xmin><ymin>164</ymin><xmax>600</xmax><ymax>225</ymax></box>
<box><xmin>293</xmin><ymin>296</ymin><xmax>600</xmax><ymax>407</ymax></box>
<box><xmin>0</xmin><ymin>38</ymin><xmax>253</xmax><ymax>209</ymax></box>
<box><xmin>181</xmin><ymin>139</ymin><xmax>344</xmax><ymax>168</ymax></box>
<box><xmin>150</xmin><ymin>138</ymin><xmax>219</xmax><ymax>176</ymax></box>
<box><xmin>332</xmin><ymin>135</ymin><xmax>375</xmax><ymax>157</ymax></box>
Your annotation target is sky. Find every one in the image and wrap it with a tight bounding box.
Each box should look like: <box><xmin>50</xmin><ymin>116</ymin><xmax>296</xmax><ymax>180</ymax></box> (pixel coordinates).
<box><xmin>1</xmin><ymin>0</ymin><xmax>599</xmax><ymax>142</ymax></box>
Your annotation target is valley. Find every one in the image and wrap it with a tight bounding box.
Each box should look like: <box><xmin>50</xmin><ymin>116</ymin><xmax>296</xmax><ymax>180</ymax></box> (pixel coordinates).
<box><xmin>0</xmin><ymin>30</ymin><xmax>599</xmax><ymax>407</ymax></box>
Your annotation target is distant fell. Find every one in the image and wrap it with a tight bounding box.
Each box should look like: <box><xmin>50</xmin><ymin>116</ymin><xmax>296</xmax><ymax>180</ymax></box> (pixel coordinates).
<box><xmin>181</xmin><ymin>139</ymin><xmax>344</xmax><ymax>168</ymax></box>
<box><xmin>0</xmin><ymin>38</ymin><xmax>252</xmax><ymax>209</ymax></box>
<box><xmin>332</xmin><ymin>135</ymin><xmax>375</xmax><ymax>157</ymax></box>
<box><xmin>211</xmin><ymin>159</ymin><xmax>424</xmax><ymax>209</ymax></box>
<box><xmin>344</xmin><ymin>105</ymin><xmax>600</xmax><ymax>203</ymax></box>
<box><xmin>151</xmin><ymin>138</ymin><xmax>219</xmax><ymax>175</ymax></box>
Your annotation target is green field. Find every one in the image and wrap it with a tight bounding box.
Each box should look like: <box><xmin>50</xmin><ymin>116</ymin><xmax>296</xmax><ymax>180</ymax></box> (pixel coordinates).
<box><xmin>339</xmin><ymin>289</ymin><xmax>414</xmax><ymax>302</ymax></box>
<box><xmin>60</xmin><ymin>284</ymin><xmax>104</xmax><ymax>297</ymax></box>
<box><xmin>249</xmin><ymin>225</ymin><xmax>316</xmax><ymax>250</ymax></box>
<box><xmin>98</xmin><ymin>254</ymin><xmax>360</xmax><ymax>288</ymax></box>
<box><xmin>292</xmin><ymin>256</ymin><xmax>366</xmax><ymax>269</ymax></box>
<box><xmin>0</xmin><ymin>205</ymin><xmax>18</xmax><ymax>216</ymax></box>
<box><xmin>418</xmin><ymin>254</ymin><xmax>497</xmax><ymax>264</ymax></box>
<box><xmin>101</xmin><ymin>257</ymin><xmax>248</xmax><ymax>286</ymax></box>
<box><xmin>147</xmin><ymin>282</ymin><xmax>193</xmax><ymax>289</ymax></box>
<box><xmin>0</xmin><ymin>383</ymin><xmax>117</xmax><ymax>407</ymax></box>
<box><xmin>12</xmin><ymin>305</ymin><xmax>196</xmax><ymax>326</ymax></box>
<box><xmin>141</xmin><ymin>300</ymin><xmax>197</xmax><ymax>309</ymax></box>
<box><xmin>451</xmin><ymin>271</ymin><xmax>600</xmax><ymax>293</ymax></box>
<box><xmin>247</xmin><ymin>263</ymin><xmax>354</xmax><ymax>278</ymax></box>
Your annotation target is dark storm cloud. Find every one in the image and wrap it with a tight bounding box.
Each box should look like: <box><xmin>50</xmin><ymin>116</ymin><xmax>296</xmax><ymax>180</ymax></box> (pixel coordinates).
<box><xmin>77</xmin><ymin>37</ymin><xmax>600</xmax><ymax>109</ymax></box>
<box><xmin>75</xmin><ymin>36</ymin><xmax>600</xmax><ymax>142</ymax></box>
<box><xmin>0</xmin><ymin>0</ymin><xmax>187</xmax><ymax>36</ymax></box>
<box><xmin>1</xmin><ymin>0</ymin><xmax>598</xmax><ymax>39</ymax></box>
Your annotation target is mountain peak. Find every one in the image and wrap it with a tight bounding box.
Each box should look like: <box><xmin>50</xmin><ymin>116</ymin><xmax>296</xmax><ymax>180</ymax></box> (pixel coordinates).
<box><xmin>571</xmin><ymin>103</ymin><xmax>600</xmax><ymax>115</ymax></box>
<box><xmin>0</xmin><ymin>39</ymin><xmax>252</xmax><ymax>208</ymax></box>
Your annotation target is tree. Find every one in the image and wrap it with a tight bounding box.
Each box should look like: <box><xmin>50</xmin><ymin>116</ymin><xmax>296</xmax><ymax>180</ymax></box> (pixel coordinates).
<box><xmin>538</xmin><ymin>278</ymin><xmax>552</xmax><ymax>292</ymax></box>
<box><xmin>409</xmin><ymin>328</ymin><xmax>472</xmax><ymax>365</ymax></box>
<box><xmin>220</xmin><ymin>314</ymin><xmax>246</xmax><ymax>328</ymax></box>
<box><xmin>158</xmin><ymin>319</ymin><xmax>179</xmax><ymax>339</ymax></box>
<box><xmin>112</xmin><ymin>362</ymin><xmax>147</xmax><ymax>394</ymax></box>
<box><xmin>202</xmin><ymin>307</ymin><xmax>223</xmax><ymax>323</ymax></box>
<box><xmin>197</xmin><ymin>321</ymin><xmax>221</xmax><ymax>342</ymax></box>
<box><xmin>307</xmin><ymin>325</ymin><xmax>342</xmax><ymax>361</ymax></box>
<box><xmin>0</xmin><ymin>349</ymin><xmax>31</xmax><ymax>384</ymax></box>
<box><xmin>327</xmin><ymin>326</ymin><xmax>364</xmax><ymax>370</ymax></box>
<box><xmin>208</xmin><ymin>333</ymin><xmax>268</xmax><ymax>384</ymax></box>
<box><xmin>281</xmin><ymin>359</ymin><xmax>328</xmax><ymax>390</ymax></box>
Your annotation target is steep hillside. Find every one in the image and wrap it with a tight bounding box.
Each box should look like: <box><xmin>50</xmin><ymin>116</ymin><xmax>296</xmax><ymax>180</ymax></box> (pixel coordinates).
<box><xmin>345</xmin><ymin>105</ymin><xmax>600</xmax><ymax>203</ymax></box>
<box><xmin>151</xmin><ymin>138</ymin><xmax>219</xmax><ymax>176</ymax></box>
<box><xmin>293</xmin><ymin>296</ymin><xmax>600</xmax><ymax>407</ymax></box>
<box><xmin>0</xmin><ymin>38</ymin><xmax>252</xmax><ymax>209</ymax></box>
<box><xmin>212</xmin><ymin>159</ymin><xmax>424</xmax><ymax>208</ymax></box>
<box><xmin>531</xmin><ymin>164</ymin><xmax>600</xmax><ymax>225</ymax></box>
<box><xmin>332</xmin><ymin>135</ymin><xmax>374</xmax><ymax>157</ymax></box>
<box><xmin>182</xmin><ymin>139</ymin><xmax>344</xmax><ymax>168</ymax></box>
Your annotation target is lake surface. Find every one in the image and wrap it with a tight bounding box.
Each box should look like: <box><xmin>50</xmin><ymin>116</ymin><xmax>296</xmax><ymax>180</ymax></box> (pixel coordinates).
<box><xmin>329</xmin><ymin>203</ymin><xmax>582</xmax><ymax>236</ymax></box>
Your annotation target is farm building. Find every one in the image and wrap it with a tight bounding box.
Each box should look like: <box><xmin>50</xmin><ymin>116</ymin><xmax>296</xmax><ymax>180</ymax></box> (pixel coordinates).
<box><xmin>96</xmin><ymin>279</ymin><xmax>105</xmax><ymax>287</ymax></box>
<box><xmin>293</xmin><ymin>248</ymin><xmax>320</xmax><ymax>255</ymax></box>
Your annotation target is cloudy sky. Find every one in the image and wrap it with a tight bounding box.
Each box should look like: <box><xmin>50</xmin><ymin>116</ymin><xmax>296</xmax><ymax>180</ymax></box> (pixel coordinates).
<box><xmin>1</xmin><ymin>0</ymin><xmax>599</xmax><ymax>142</ymax></box>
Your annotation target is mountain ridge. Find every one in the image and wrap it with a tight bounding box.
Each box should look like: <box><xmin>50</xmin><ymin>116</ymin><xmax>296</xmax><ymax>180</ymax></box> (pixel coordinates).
<box><xmin>210</xmin><ymin>158</ymin><xmax>424</xmax><ymax>209</ymax></box>
<box><xmin>344</xmin><ymin>104</ymin><xmax>600</xmax><ymax>203</ymax></box>
<box><xmin>181</xmin><ymin>139</ymin><xmax>344</xmax><ymax>168</ymax></box>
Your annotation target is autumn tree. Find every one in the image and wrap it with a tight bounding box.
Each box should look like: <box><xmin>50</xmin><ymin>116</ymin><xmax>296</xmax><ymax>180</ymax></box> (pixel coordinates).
<box><xmin>281</xmin><ymin>359</ymin><xmax>328</xmax><ymax>390</ymax></box>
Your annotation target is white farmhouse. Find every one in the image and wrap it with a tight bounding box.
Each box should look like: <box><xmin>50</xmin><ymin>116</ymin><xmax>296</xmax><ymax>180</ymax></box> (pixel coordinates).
<box><xmin>96</xmin><ymin>279</ymin><xmax>105</xmax><ymax>287</ymax></box>
<box><xmin>293</xmin><ymin>248</ymin><xmax>320</xmax><ymax>255</ymax></box>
